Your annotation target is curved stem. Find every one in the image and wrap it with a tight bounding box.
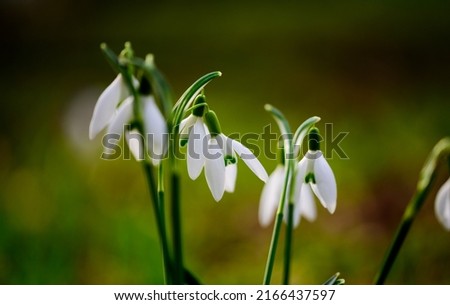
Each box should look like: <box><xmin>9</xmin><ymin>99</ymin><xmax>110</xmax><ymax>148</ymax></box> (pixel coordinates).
<box><xmin>374</xmin><ymin>138</ymin><xmax>450</xmax><ymax>284</ymax></box>
<box><xmin>373</xmin><ymin>185</ymin><xmax>432</xmax><ymax>284</ymax></box>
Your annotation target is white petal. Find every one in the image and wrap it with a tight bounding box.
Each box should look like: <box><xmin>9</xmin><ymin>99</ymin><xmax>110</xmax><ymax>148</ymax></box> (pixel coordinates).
<box><xmin>231</xmin><ymin>138</ymin><xmax>268</xmax><ymax>182</ymax></box>
<box><xmin>259</xmin><ymin>165</ymin><xmax>285</xmax><ymax>227</ymax></box>
<box><xmin>179</xmin><ymin>115</ymin><xmax>197</xmax><ymax>139</ymax></box>
<box><xmin>284</xmin><ymin>180</ymin><xmax>317</xmax><ymax>228</ymax></box>
<box><xmin>310</xmin><ymin>154</ymin><xmax>337</xmax><ymax>214</ymax></box>
<box><xmin>125</xmin><ymin>130</ymin><xmax>145</xmax><ymax>161</ymax></box>
<box><xmin>205</xmin><ymin>138</ymin><xmax>226</xmax><ymax>201</ymax></box>
<box><xmin>225</xmin><ymin>163</ymin><xmax>237</xmax><ymax>193</ymax></box>
<box><xmin>187</xmin><ymin>118</ymin><xmax>207</xmax><ymax>180</ymax></box>
<box><xmin>89</xmin><ymin>74</ymin><xmax>129</xmax><ymax>139</ymax></box>
<box><xmin>105</xmin><ymin>97</ymin><xmax>133</xmax><ymax>137</ymax></box>
<box><xmin>142</xmin><ymin>96</ymin><xmax>168</xmax><ymax>166</ymax></box>
<box><xmin>435</xmin><ymin>178</ymin><xmax>450</xmax><ymax>231</ymax></box>
<box><xmin>295</xmin><ymin>183</ymin><xmax>317</xmax><ymax>226</ymax></box>
<box><xmin>296</xmin><ymin>156</ymin><xmax>309</xmax><ymax>182</ymax></box>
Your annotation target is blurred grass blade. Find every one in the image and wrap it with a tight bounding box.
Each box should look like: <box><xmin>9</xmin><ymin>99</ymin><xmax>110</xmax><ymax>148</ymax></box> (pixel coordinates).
<box><xmin>322</xmin><ymin>272</ymin><xmax>340</xmax><ymax>285</ymax></box>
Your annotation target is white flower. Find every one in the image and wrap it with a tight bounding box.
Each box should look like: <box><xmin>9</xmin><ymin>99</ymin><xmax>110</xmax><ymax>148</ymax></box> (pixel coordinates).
<box><xmin>89</xmin><ymin>75</ymin><xmax>167</xmax><ymax>165</ymax></box>
<box><xmin>189</xmin><ymin>133</ymin><xmax>268</xmax><ymax>202</ymax></box>
<box><xmin>295</xmin><ymin>150</ymin><xmax>337</xmax><ymax>215</ymax></box>
<box><xmin>435</xmin><ymin>178</ymin><xmax>450</xmax><ymax>231</ymax></box>
<box><xmin>258</xmin><ymin>162</ymin><xmax>319</xmax><ymax>228</ymax></box>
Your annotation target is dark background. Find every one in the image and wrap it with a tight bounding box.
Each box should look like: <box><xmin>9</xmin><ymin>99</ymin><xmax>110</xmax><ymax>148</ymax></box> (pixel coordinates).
<box><xmin>0</xmin><ymin>0</ymin><xmax>449</xmax><ymax>284</ymax></box>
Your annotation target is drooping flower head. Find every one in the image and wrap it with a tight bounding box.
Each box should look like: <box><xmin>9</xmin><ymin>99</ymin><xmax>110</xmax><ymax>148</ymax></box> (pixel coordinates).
<box><xmin>258</xmin><ymin>126</ymin><xmax>337</xmax><ymax>228</ymax></box>
<box><xmin>89</xmin><ymin>74</ymin><xmax>167</xmax><ymax>165</ymax></box>
<box><xmin>292</xmin><ymin>128</ymin><xmax>337</xmax><ymax>225</ymax></box>
<box><xmin>181</xmin><ymin>98</ymin><xmax>268</xmax><ymax>201</ymax></box>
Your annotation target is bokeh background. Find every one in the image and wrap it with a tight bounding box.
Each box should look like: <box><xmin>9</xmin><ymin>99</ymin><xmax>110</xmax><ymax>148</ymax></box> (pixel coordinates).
<box><xmin>1</xmin><ymin>0</ymin><xmax>450</xmax><ymax>284</ymax></box>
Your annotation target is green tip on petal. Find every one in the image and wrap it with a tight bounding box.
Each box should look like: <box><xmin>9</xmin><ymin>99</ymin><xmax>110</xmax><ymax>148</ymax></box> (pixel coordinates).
<box><xmin>305</xmin><ymin>172</ymin><xmax>316</xmax><ymax>184</ymax></box>
<box><xmin>224</xmin><ymin>155</ymin><xmax>237</xmax><ymax>165</ymax></box>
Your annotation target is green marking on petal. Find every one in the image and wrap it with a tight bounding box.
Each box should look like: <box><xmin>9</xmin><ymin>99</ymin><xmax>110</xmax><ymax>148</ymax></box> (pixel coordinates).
<box><xmin>224</xmin><ymin>155</ymin><xmax>236</xmax><ymax>165</ymax></box>
<box><xmin>305</xmin><ymin>172</ymin><xmax>316</xmax><ymax>184</ymax></box>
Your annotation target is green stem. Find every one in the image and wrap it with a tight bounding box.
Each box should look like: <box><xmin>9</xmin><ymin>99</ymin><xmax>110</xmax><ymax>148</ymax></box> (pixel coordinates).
<box><xmin>157</xmin><ymin>163</ymin><xmax>172</xmax><ymax>285</ymax></box>
<box><xmin>283</xmin><ymin>202</ymin><xmax>295</xmax><ymax>284</ymax></box>
<box><xmin>373</xmin><ymin>186</ymin><xmax>432</xmax><ymax>284</ymax></box>
<box><xmin>171</xmin><ymin>167</ymin><xmax>184</xmax><ymax>284</ymax></box>
<box><xmin>263</xmin><ymin>213</ymin><xmax>284</xmax><ymax>285</ymax></box>
<box><xmin>374</xmin><ymin>137</ymin><xmax>450</xmax><ymax>284</ymax></box>
<box><xmin>142</xmin><ymin>162</ymin><xmax>172</xmax><ymax>284</ymax></box>
<box><xmin>263</xmin><ymin>162</ymin><xmax>293</xmax><ymax>284</ymax></box>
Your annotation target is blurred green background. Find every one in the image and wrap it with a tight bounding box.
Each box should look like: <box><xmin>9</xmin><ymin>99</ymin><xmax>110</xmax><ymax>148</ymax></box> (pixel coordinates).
<box><xmin>1</xmin><ymin>0</ymin><xmax>450</xmax><ymax>284</ymax></box>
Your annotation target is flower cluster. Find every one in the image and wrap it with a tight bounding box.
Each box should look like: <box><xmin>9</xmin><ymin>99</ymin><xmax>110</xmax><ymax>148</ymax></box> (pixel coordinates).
<box><xmin>89</xmin><ymin>74</ymin><xmax>167</xmax><ymax>165</ymax></box>
<box><xmin>89</xmin><ymin>43</ymin><xmax>450</xmax><ymax>286</ymax></box>
<box><xmin>89</xmin><ymin>47</ymin><xmax>267</xmax><ymax>201</ymax></box>
<box><xmin>259</xmin><ymin>127</ymin><xmax>337</xmax><ymax>228</ymax></box>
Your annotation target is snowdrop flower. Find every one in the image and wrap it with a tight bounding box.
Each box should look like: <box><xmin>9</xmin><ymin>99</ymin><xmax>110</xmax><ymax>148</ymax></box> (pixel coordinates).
<box><xmin>89</xmin><ymin>75</ymin><xmax>167</xmax><ymax>165</ymax></box>
<box><xmin>294</xmin><ymin>128</ymin><xmax>337</xmax><ymax>220</ymax></box>
<box><xmin>435</xmin><ymin>178</ymin><xmax>450</xmax><ymax>231</ymax></box>
<box><xmin>189</xmin><ymin>110</ymin><xmax>268</xmax><ymax>201</ymax></box>
<box><xmin>258</xmin><ymin>128</ymin><xmax>336</xmax><ymax>228</ymax></box>
<box><xmin>178</xmin><ymin>95</ymin><xmax>210</xmax><ymax>179</ymax></box>
<box><xmin>291</xmin><ymin>149</ymin><xmax>335</xmax><ymax>226</ymax></box>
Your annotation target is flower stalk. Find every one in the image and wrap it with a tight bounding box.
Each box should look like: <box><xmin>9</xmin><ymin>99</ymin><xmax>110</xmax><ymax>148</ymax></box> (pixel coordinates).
<box><xmin>374</xmin><ymin>137</ymin><xmax>450</xmax><ymax>284</ymax></box>
<box><xmin>262</xmin><ymin>105</ymin><xmax>320</xmax><ymax>284</ymax></box>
